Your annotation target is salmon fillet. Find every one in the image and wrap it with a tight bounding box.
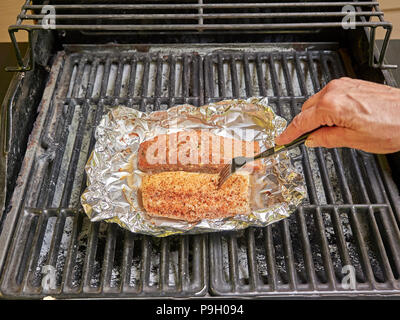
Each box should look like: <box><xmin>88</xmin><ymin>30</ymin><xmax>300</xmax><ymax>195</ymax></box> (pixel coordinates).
<box><xmin>141</xmin><ymin>171</ymin><xmax>250</xmax><ymax>222</ymax></box>
<box><xmin>138</xmin><ymin>129</ymin><xmax>264</xmax><ymax>174</ymax></box>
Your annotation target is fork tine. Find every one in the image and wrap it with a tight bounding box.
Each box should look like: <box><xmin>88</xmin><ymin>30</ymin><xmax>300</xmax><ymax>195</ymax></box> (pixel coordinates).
<box><xmin>218</xmin><ymin>163</ymin><xmax>232</xmax><ymax>188</ymax></box>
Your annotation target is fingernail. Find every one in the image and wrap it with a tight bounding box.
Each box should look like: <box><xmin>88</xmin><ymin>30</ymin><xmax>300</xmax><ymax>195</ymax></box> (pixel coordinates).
<box><xmin>305</xmin><ymin>138</ymin><xmax>317</xmax><ymax>148</ymax></box>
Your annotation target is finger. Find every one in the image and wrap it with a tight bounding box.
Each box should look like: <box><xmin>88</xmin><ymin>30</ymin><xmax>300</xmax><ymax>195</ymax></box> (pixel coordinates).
<box><xmin>305</xmin><ymin>126</ymin><xmax>361</xmax><ymax>149</ymax></box>
<box><xmin>275</xmin><ymin>106</ymin><xmax>324</xmax><ymax>145</ymax></box>
<box><xmin>301</xmin><ymin>87</ymin><xmax>326</xmax><ymax>112</ymax></box>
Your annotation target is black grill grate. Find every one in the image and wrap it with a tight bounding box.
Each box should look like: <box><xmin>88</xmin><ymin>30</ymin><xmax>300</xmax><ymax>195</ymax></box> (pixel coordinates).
<box><xmin>1</xmin><ymin>45</ymin><xmax>400</xmax><ymax>298</ymax></box>
<box><xmin>205</xmin><ymin>50</ymin><xmax>400</xmax><ymax>295</ymax></box>
<box><xmin>1</xmin><ymin>209</ymin><xmax>208</xmax><ymax>297</ymax></box>
<box><xmin>0</xmin><ymin>49</ymin><xmax>208</xmax><ymax>298</ymax></box>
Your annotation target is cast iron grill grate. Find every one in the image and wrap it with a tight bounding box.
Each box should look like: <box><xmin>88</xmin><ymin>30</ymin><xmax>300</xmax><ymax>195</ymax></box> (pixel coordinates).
<box><xmin>0</xmin><ymin>49</ymin><xmax>208</xmax><ymax>298</ymax></box>
<box><xmin>1</xmin><ymin>46</ymin><xmax>400</xmax><ymax>298</ymax></box>
<box><xmin>204</xmin><ymin>50</ymin><xmax>400</xmax><ymax>295</ymax></box>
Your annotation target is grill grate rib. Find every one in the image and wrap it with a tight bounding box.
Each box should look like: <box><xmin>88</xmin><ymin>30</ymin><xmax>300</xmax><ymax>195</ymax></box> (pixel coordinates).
<box><xmin>1</xmin><ymin>45</ymin><xmax>400</xmax><ymax>298</ymax></box>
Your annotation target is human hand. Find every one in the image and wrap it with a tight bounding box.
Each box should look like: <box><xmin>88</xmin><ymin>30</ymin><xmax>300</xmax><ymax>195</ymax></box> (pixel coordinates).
<box><xmin>275</xmin><ymin>77</ymin><xmax>400</xmax><ymax>154</ymax></box>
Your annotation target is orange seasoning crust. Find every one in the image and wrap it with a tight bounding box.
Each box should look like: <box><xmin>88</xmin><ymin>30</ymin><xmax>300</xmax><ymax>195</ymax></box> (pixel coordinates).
<box><xmin>141</xmin><ymin>171</ymin><xmax>251</xmax><ymax>222</ymax></box>
<box><xmin>137</xmin><ymin>129</ymin><xmax>264</xmax><ymax>174</ymax></box>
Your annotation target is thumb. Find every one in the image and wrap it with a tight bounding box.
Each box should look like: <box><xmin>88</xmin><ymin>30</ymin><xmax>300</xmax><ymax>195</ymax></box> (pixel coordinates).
<box><xmin>275</xmin><ymin>106</ymin><xmax>323</xmax><ymax>145</ymax></box>
<box><xmin>305</xmin><ymin>126</ymin><xmax>358</xmax><ymax>149</ymax></box>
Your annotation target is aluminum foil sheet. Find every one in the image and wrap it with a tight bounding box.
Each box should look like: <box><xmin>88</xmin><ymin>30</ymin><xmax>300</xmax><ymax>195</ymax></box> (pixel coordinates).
<box><xmin>81</xmin><ymin>98</ymin><xmax>307</xmax><ymax>236</ymax></box>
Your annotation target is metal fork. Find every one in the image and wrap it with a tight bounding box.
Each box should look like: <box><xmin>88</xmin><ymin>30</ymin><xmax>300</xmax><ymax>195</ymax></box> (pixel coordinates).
<box><xmin>217</xmin><ymin>129</ymin><xmax>318</xmax><ymax>188</ymax></box>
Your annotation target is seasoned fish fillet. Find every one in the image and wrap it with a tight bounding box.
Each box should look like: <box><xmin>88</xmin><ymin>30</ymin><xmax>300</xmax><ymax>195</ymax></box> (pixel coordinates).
<box><xmin>141</xmin><ymin>171</ymin><xmax>251</xmax><ymax>222</ymax></box>
<box><xmin>138</xmin><ymin>129</ymin><xmax>264</xmax><ymax>174</ymax></box>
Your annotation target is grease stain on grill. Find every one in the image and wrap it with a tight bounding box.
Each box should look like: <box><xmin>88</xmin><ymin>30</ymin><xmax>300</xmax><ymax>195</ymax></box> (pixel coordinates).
<box><xmin>106</xmin><ymin>63</ymin><xmax>119</xmax><ymax>96</ymax></box>
<box><xmin>168</xmin><ymin>239</ymin><xmax>179</xmax><ymax>287</ymax></box>
<box><xmin>148</xmin><ymin>238</ymin><xmax>161</xmax><ymax>287</ymax></box>
<box><xmin>55</xmin><ymin>216</ymin><xmax>74</xmax><ymax>287</ymax></box>
<box><xmin>254</xmin><ymin>230</ymin><xmax>269</xmax><ymax>283</ymax></box>
<box><xmin>287</xmin><ymin>215</ymin><xmax>307</xmax><ymax>284</ymax></box>
<box><xmin>129</xmin><ymin>239</ymin><xmax>142</xmax><ymax>288</ymax></box>
<box><xmin>32</xmin><ymin>216</ymin><xmax>57</xmax><ymax>287</ymax></box>
<box><xmin>71</xmin><ymin>216</ymin><xmax>91</xmax><ymax>288</ymax></box>
<box><xmin>109</xmin><ymin>228</ymin><xmax>124</xmax><ymax>288</ymax></box>
<box><xmin>92</xmin><ymin>64</ymin><xmax>105</xmax><ymax>98</ymax></box>
<box><xmin>236</xmin><ymin>235</ymin><xmax>250</xmax><ymax>286</ymax></box>
<box><xmin>90</xmin><ymin>222</ymin><xmax>108</xmax><ymax>287</ymax></box>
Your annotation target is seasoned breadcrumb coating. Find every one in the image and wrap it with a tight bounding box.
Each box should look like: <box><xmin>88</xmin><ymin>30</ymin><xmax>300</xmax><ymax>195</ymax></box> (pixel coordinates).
<box><xmin>141</xmin><ymin>171</ymin><xmax>250</xmax><ymax>222</ymax></box>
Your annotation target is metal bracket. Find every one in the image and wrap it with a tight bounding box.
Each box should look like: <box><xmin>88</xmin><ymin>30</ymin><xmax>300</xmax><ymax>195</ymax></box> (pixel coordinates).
<box><xmin>5</xmin><ymin>27</ymin><xmax>34</xmax><ymax>72</ymax></box>
<box><xmin>369</xmin><ymin>26</ymin><xmax>397</xmax><ymax>69</ymax></box>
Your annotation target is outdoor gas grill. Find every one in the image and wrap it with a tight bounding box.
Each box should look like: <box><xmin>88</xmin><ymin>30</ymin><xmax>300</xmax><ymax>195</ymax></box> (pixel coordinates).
<box><xmin>1</xmin><ymin>0</ymin><xmax>400</xmax><ymax>299</ymax></box>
